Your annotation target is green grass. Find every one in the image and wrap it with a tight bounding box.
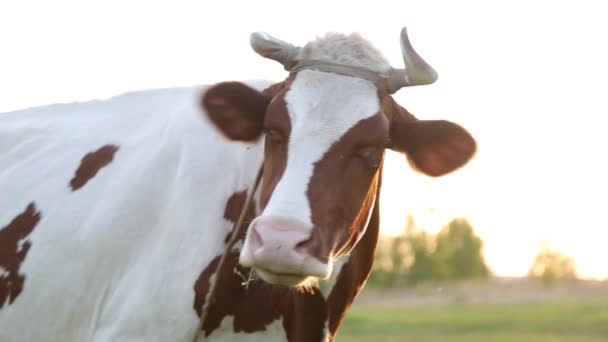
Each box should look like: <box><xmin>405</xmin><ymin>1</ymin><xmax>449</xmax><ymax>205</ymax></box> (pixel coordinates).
<box><xmin>338</xmin><ymin>302</ymin><xmax>608</xmax><ymax>342</ymax></box>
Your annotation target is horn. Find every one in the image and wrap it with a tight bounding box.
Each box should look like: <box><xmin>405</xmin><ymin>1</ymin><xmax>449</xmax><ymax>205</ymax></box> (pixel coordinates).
<box><xmin>386</xmin><ymin>27</ymin><xmax>438</xmax><ymax>93</ymax></box>
<box><xmin>250</xmin><ymin>32</ymin><xmax>300</xmax><ymax>71</ymax></box>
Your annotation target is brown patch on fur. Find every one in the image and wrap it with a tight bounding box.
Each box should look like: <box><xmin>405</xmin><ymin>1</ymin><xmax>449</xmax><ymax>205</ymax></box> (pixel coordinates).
<box><xmin>304</xmin><ymin>113</ymin><xmax>388</xmax><ymax>262</ymax></box>
<box><xmin>193</xmin><ymin>252</ymin><xmax>326</xmax><ymax>340</ymax></box>
<box><xmin>259</xmin><ymin>91</ymin><xmax>292</xmax><ymax>210</ymax></box>
<box><xmin>261</xmin><ymin>79</ymin><xmax>293</xmax><ymax>98</ymax></box>
<box><xmin>0</xmin><ymin>203</ymin><xmax>42</xmax><ymax>309</ymax></box>
<box><xmin>379</xmin><ymin>94</ymin><xmax>418</xmax><ymax>124</ymax></box>
<box><xmin>70</xmin><ymin>145</ymin><xmax>119</xmax><ymax>191</ymax></box>
<box><xmin>224</xmin><ymin>191</ymin><xmax>247</xmax><ymax>223</ymax></box>
<box><xmin>223</xmin><ymin>190</ymin><xmax>257</xmax><ymax>243</ymax></box>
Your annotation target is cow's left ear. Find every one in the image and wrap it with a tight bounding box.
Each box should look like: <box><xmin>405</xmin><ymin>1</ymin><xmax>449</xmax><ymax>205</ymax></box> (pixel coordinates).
<box><xmin>386</xmin><ymin>99</ymin><xmax>476</xmax><ymax>177</ymax></box>
<box><xmin>202</xmin><ymin>82</ymin><xmax>271</xmax><ymax>141</ymax></box>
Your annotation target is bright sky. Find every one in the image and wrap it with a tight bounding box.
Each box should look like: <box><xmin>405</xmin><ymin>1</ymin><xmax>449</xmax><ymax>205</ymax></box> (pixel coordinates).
<box><xmin>1</xmin><ymin>1</ymin><xmax>606</xmax><ymax>280</ymax></box>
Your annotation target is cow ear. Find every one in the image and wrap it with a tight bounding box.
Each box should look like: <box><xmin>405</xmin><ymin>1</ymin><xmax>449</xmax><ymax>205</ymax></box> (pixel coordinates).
<box><xmin>386</xmin><ymin>99</ymin><xmax>476</xmax><ymax>177</ymax></box>
<box><xmin>202</xmin><ymin>82</ymin><xmax>271</xmax><ymax>141</ymax></box>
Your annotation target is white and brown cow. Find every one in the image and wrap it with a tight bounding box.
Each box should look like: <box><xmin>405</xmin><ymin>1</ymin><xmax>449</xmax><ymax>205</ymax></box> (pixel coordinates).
<box><xmin>0</xmin><ymin>27</ymin><xmax>475</xmax><ymax>341</ymax></box>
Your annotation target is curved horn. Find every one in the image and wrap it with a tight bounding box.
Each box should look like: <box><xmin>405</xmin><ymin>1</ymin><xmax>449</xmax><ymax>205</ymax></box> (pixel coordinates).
<box><xmin>386</xmin><ymin>27</ymin><xmax>438</xmax><ymax>93</ymax></box>
<box><xmin>250</xmin><ymin>32</ymin><xmax>299</xmax><ymax>71</ymax></box>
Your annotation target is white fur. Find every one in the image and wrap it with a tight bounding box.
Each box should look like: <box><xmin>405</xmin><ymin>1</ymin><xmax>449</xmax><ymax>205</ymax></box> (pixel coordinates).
<box><xmin>258</xmin><ymin>70</ymin><xmax>380</xmax><ymax>233</ymax></box>
<box><xmin>297</xmin><ymin>32</ymin><xmax>391</xmax><ymax>74</ymax></box>
<box><xmin>0</xmin><ymin>81</ymin><xmax>268</xmax><ymax>341</ymax></box>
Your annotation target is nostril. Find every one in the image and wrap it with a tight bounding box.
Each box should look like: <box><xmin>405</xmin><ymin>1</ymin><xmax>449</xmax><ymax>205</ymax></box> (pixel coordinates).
<box><xmin>294</xmin><ymin>238</ymin><xmax>312</xmax><ymax>255</ymax></box>
<box><xmin>250</xmin><ymin>226</ymin><xmax>263</xmax><ymax>251</ymax></box>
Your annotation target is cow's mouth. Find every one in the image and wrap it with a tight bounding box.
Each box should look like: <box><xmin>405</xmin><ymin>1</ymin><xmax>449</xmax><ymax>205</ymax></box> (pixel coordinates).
<box><xmin>254</xmin><ymin>266</ymin><xmax>311</xmax><ymax>287</ymax></box>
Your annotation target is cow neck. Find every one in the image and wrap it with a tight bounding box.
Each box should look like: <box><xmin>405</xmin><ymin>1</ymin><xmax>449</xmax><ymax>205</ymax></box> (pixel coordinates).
<box><xmin>192</xmin><ymin>166</ymin><xmax>263</xmax><ymax>342</ymax></box>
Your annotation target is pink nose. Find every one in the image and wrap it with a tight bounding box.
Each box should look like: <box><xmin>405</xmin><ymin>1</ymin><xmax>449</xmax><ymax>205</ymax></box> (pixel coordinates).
<box><xmin>239</xmin><ymin>216</ymin><xmax>329</xmax><ymax>279</ymax></box>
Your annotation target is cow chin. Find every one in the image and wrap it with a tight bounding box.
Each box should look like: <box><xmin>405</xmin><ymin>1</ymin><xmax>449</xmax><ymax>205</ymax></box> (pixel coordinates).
<box><xmin>241</xmin><ymin>259</ymin><xmax>333</xmax><ymax>287</ymax></box>
<box><xmin>239</xmin><ymin>245</ymin><xmax>333</xmax><ymax>287</ymax></box>
<box><xmin>253</xmin><ymin>267</ymin><xmax>313</xmax><ymax>287</ymax></box>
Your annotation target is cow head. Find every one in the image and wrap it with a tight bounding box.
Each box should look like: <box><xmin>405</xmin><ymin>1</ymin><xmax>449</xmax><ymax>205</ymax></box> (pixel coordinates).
<box><xmin>203</xmin><ymin>27</ymin><xmax>476</xmax><ymax>287</ymax></box>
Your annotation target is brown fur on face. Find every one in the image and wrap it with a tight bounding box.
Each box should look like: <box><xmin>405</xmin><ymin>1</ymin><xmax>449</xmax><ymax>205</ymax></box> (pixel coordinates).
<box><xmin>303</xmin><ymin>113</ymin><xmax>388</xmax><ymax>262</ymax></box>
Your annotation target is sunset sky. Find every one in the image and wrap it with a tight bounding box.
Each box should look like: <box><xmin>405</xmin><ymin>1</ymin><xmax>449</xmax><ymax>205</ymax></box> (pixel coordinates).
<box><xmin>1</xmin><ymin>0</ymin><xmax>606</xmax><ymax>279</ymax></box>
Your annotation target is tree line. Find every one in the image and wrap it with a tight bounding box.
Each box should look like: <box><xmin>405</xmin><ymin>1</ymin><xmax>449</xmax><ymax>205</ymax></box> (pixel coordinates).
<box><xmin>368</xmin><ymin>215</ymin><xmax>578</xmax><ymax>287</ymax></box>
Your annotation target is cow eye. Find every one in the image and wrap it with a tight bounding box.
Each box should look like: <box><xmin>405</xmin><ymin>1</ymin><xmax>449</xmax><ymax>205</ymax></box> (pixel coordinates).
<box><xmin>356</xmin><ymin>146</ymin><xmax>384</xmax><ymax>168</ymax></box>
<box><xmin>264</xmin><ymin>128</ymin><xmax>285</xmax><ymax>145</ymax></box>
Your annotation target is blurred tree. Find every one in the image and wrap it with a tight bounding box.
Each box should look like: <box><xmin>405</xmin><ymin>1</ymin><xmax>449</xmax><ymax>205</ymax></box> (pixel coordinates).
<box><xmin>432</xmin><ymin>218</ymin><xmax>489</xmax><ymax>281</ymax></box>
<box><xmin>402</xmin><ymin>217</ymin><xmax>436</xmax><ymax>283</ymax></box>
<box><xmin>368</xmin><ymin>215</ymin><xmax>489</xmax><ymax>287</ymax></box>
<box><xmin>368</xmin><ymin>215</ymin><xmax>416</xmax><ymax>287</ymax></box>
<box><xmin>528</xmin><ymin>245</ymin><xmax>577</xmax><ymax>283</ymax></box>
<box><xmin>368</xmin><ymin>236</ymin><xmax>399</xmax><ymax>287</ymax></box>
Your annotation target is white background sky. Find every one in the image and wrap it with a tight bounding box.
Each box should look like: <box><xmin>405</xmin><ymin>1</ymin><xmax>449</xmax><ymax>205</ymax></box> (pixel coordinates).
<box><xmin>1</xmin><ymin>0</ymin><xmax>607</xmax><ymax>279</ymax></box>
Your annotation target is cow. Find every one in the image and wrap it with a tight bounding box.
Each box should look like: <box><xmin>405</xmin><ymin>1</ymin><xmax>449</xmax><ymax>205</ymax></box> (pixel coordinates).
<box><xmin>0</xmin><ymin>27</ymin><xmax>476</xmax><ymax>341</ymax></box>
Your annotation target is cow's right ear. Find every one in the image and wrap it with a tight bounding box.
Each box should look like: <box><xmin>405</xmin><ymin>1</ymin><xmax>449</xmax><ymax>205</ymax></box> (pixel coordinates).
<box><xmin>202</xmin><ymin>82</ymin><xmax>271</xmax><ymax>141</ymax></box>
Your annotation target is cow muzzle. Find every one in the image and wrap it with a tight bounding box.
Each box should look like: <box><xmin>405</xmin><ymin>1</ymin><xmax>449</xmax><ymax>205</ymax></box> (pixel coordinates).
<box><xmin>239</xmin><ymin>216</ymin><xmax>331</xmax><ymax>286</ymax></box>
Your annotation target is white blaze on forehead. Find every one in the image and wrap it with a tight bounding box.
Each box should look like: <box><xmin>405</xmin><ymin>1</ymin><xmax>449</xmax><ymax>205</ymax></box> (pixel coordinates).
<box><xmin>261</xmin><ymin>70</ymin><xmax>381</xmax><ymax>225</ymax></box>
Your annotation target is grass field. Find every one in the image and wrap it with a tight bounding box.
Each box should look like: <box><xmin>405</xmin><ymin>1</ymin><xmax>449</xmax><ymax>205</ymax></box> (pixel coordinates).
<box><xmin>338</xmin><ymin>302</ymin><xmax>608</xmax><ymax>342</ymax></box>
